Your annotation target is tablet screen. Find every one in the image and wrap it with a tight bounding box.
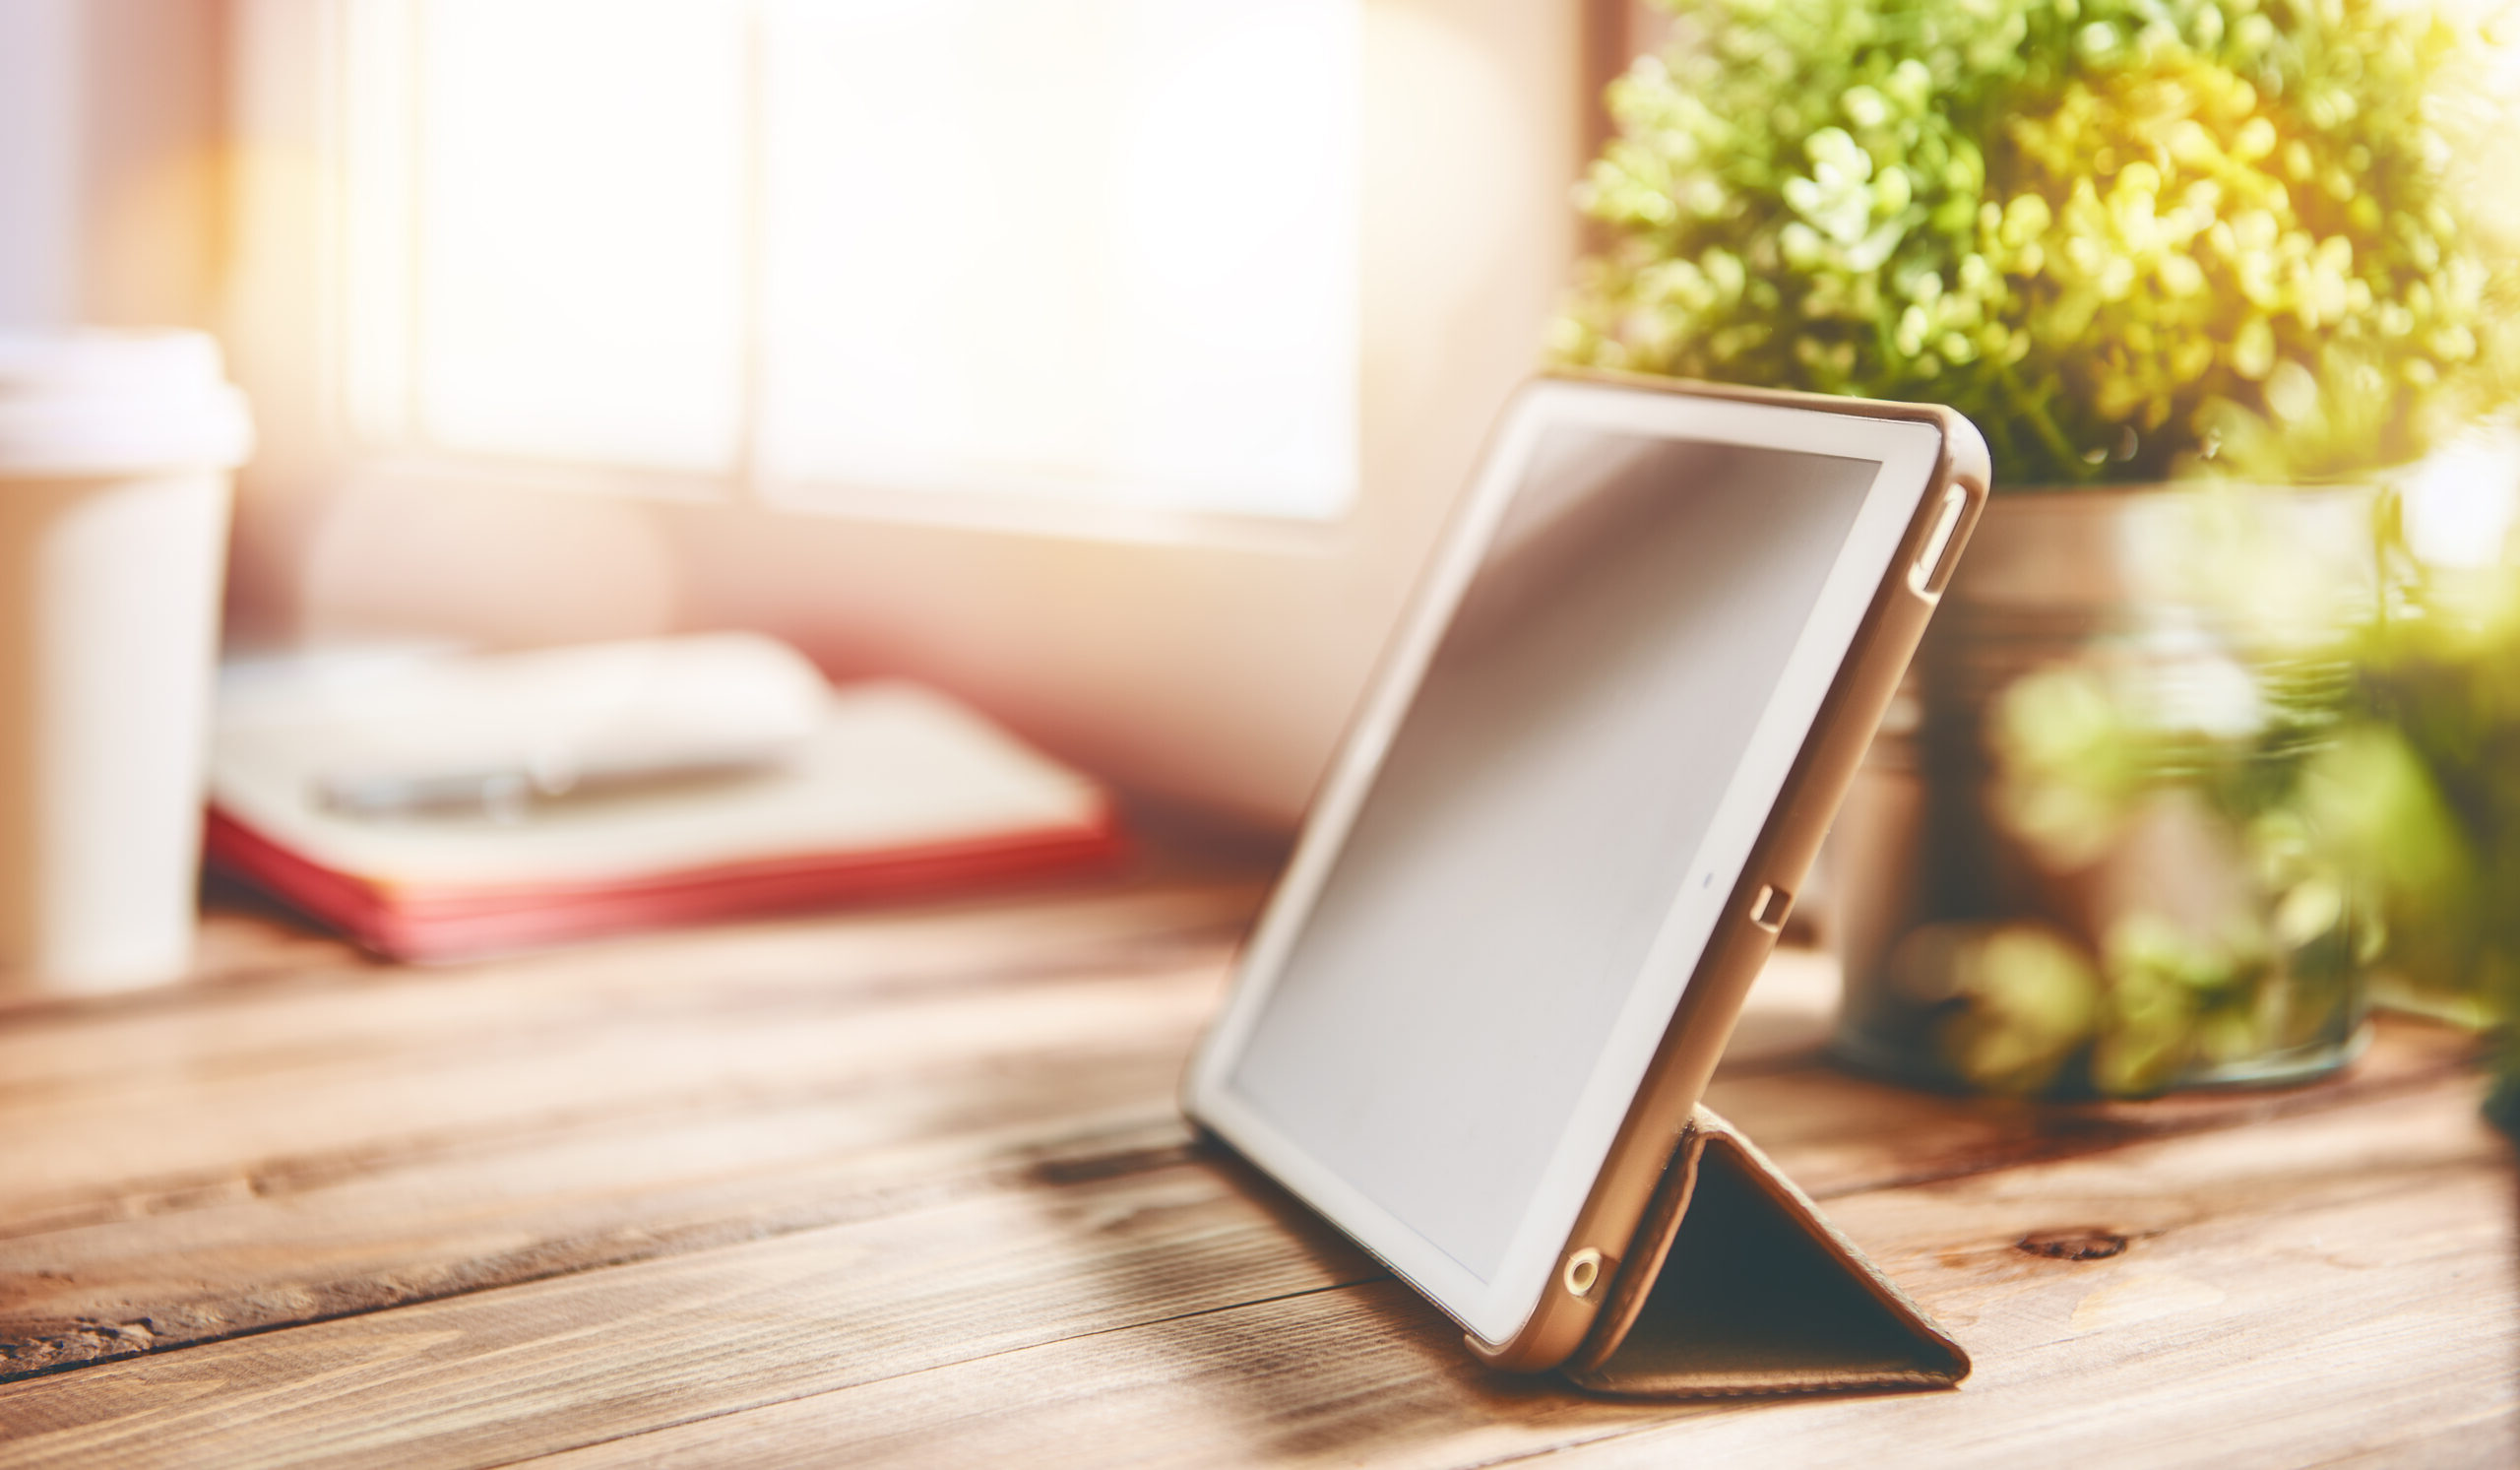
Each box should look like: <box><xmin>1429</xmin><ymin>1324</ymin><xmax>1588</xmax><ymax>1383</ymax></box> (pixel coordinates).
<box><xmin>1224</xmin><ymin>425</ymin><xmax>1877</xmax><ymax>1283</ymax></box>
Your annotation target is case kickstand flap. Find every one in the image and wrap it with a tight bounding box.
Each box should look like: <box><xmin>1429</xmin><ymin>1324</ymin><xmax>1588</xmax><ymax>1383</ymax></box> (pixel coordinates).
<box><xmin>1561</xmin><ymin>1107</ymin><xmax>1969</xmax><ymax>1399</ymax></box>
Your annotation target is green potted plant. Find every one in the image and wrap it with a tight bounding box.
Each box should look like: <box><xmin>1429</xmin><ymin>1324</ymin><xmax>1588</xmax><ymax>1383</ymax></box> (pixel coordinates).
<box><xmin>1554</xmin><ymin>0</ymin><xmax>2518</xmax><ymax>1095</ymax></box>
<box><xmin>2318</xmin><ymin>494</ymin><xmax>2520</xmax><ymax>1122</ymax></box>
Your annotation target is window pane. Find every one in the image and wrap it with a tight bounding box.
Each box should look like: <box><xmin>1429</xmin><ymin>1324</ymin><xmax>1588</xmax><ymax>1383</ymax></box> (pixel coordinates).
<box><xmin>343</xmin><ymin>0</ymin><xmax>415</xmax><ymax>445</ymax></box>
<box><xmin>412</xmin><ymin>0</ymin><xmax>747</xmax><ymax>471</ymax></box>
<box><xmin>756</xmin><ymin>0</ymin><xmax>1358</xmax><ymax>519</ymax></box>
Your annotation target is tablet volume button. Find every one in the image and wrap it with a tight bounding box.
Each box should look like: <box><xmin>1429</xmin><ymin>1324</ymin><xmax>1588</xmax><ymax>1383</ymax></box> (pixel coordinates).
<box><xmin>1749</xmin><ymin>884</ymin><xmax>1792</xmax><ymax>932</ymax></box>
<box><xmin>1908</xmin><ymin>483</ymin><xmax>1969</xmax><ymax>598</ymax></box>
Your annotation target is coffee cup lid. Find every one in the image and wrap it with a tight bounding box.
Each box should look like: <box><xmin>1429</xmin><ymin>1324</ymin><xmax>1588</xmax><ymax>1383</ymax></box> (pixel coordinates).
<box><xmin>0</xmin><ymin>330</ymin><xmax>254</xmax><ymax>478</ymax></box>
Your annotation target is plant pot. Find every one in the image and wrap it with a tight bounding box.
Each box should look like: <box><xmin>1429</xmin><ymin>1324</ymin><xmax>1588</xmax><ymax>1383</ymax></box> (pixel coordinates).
<box><xmin>1827</xmin><ymin>484</ymin><xmax>2380</xmax><ymax>1097</ymax></box>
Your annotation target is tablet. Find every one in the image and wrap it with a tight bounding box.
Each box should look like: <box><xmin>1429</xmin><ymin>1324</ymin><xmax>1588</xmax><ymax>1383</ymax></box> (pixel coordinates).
<box><xmin>1182</xmin><ymin>375</ymin><xmax>1987</xmax><ymax>1371</ymax></box>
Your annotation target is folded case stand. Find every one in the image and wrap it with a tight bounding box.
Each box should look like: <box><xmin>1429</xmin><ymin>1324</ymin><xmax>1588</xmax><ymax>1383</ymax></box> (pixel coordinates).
<box><xmin>1549</xmin><ymin>1106</ymin><xmax>1969</xmax><ymax>1398</ymax></box>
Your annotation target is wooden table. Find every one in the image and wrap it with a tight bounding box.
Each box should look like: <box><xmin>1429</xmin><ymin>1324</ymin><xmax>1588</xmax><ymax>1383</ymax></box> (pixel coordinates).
<box><xmin>2</xmin><ymin>859</ymin><xmax>2512</xmax><ymax>1466</ymax></box>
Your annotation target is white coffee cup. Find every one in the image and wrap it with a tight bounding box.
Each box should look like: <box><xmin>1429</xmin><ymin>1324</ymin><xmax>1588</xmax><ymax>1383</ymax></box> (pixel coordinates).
<box><xmin>0</xmin><ymin>331</ymin><xmax>253</xmax><ymax>995</ymax></box>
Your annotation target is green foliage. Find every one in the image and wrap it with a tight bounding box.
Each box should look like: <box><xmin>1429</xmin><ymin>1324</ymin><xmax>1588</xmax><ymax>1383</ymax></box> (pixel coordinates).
<box><xmin>1928</xmin><ymin>651</ymin><xmax>2365</xmax><ymax>1097</ymax></box>
<box><xmin>1927</xmin><ymin>488</ymin><xmax>2520</xmax><ymax>1101</ymax></box>
<box><xmin>1909</xmin><ymin>921</ymin><xmax>2101</xmax><ymax>1093</ymax></box>
<box><xmin>2320</xmin><ymin>507</ymin><xmax>2520</xmax><ymax>1094</ymax></box>
<box><xmin>1554</xmin><ymin>0</ymin><xmax>2519</xmax><ymax>485</ymax></box>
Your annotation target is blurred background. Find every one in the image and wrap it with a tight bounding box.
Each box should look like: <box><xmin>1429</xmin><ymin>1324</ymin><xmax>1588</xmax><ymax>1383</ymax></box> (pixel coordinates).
<box><xmin>10</xmin><ymin>0</ymin><xmax>2520</xmax><ymax>1101</ymax></box>
<box><xmin>0</xmin><ymin>0</ymin><xmax>1652</xmax><ymax>830</ymax></box>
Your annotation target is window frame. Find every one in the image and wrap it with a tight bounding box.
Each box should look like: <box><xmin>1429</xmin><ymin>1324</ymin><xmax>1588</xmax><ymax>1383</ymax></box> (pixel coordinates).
<box><xmin>300</xmin><ymin>0</ymin><xmax>1367</xmax><ymax>549</ymax></box>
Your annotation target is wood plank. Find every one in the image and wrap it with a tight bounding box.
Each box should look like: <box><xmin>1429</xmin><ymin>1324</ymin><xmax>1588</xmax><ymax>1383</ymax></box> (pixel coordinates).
<box><xmin>0</xmin><ymin>960</ymin><xmax>1213</xmax><ymax>1224</ymax></box>
<box><xmin>0</xmin><ymin>883</ymin><xmax>1259</xmax><ymax>1219</ymax></box>
<box><xmin>0</xmin><ymin>947</ymin><xmax>1227</xmax><ymax>1374</ymax></box>
<box><xmin>1</xmin><ymin>1067</ymin><xmax>2500</xmax><ymax>1466</ymax></box>
<box><xmin>1540</xmin><ymin>1092</ymin><xmax>2520</xmax><ymax>1466</ymax></box>
<box><xmin>179</xmin><ymin>897</ymin><xmax>374</xmax><ymax>990</ymax></box>
<box><xmin>1702</xmin><ymin>1011</ymin><xmax>2485</xmax><ymax>1202</ymax></box>
<box><xmin>0</xmin><ymin>880</ymin><xmax>1259</xmax><ymax>1103</ymax></box>
<box><xmin>0</xmin><ymin>879</ymin><xmax>1266</xmax><ymax>1379</ymax></box>
<box><xmin>8</xmin><ymin>927</ymin><xmax>2455</xmax><ymax>1238</ymax></box>
<box><xmin>4</xmin><ymin>941</ymin><xmax>1793</xmax><ymax>1378</ymax></box>
<box><xmin>0</xmin><ymin>1069</ymin><xmax>1185</xmax><ymax>1377</ymax></box>
<box><xmin>512</xmin><ymin>1082</ymin><xmax>2516</xmax><ymax>1470</ymax></box>
<box><xmin>534</xmin><ymin>1280</ymin><xmax>1654</xmax><ymax>1470</ymax></box>
<box><xmin>0</xmin><ymin>936</ymin><xmax>2477</xmax><ymax>1385</ymax></box>
<box><xmin>0</xmin><ymin>1144</ymin><xmax>1377</xmax><ymax>1467</ymax></box>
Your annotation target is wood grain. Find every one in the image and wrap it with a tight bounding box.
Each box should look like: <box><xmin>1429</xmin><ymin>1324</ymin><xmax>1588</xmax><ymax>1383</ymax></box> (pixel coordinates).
<box><xmin>3</xmin><ymin>934</ymin><xmax>2471</xmax><ymax>1385</ymax></box>
<box><xmin>8</xmin><ymin>1060</ymin><xmax>2472</xmax><ymax>1470</ymax></box>
<box><xmin>0</xmin><ymin>883</ymin><xmax>1257</xmax><ymax>1218</ymax></box>
<box><xmin>0</xmin><ymin>1139</ymin><xmax>1377</xmax><ymax>1466</ymax></box>
<box><xmin>0</xmin><ymin>873</ymin><xmax>2507</xmax><ymax>1468</ymax></box>
<box><xmin>0</xmin><ymin>887</ymin><xmax>1259</xmax><ymax>1377</ymax></box>
<box><xmin>509</xmin><ymin>1087</ymin><xmax>2515</xmax><ymax>1470</ymax></box>
<box><xmin>0</xmin><ymin>933</ymin><xmax>1803</xmax><ymax>1378</ymax></box>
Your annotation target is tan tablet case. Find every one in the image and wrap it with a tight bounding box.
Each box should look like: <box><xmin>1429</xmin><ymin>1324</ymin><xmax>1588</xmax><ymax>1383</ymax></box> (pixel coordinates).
<box><xmin>1195</xmin><ymin>371</ymin><xmax>1988</xmax><ymax>1384</ymax></box>
<box><xmin>1558</xmin><ymin>1106</ymin><xmax>1968</xmax><ymax>1398</ymax></box>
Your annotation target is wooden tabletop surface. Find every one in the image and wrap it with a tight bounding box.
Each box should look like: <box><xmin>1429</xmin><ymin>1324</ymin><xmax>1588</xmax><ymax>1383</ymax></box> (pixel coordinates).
<box><xmin>1</xmin><ymin>856</ymin><xmax>2512</xmax><ymax>1467</ymax></box>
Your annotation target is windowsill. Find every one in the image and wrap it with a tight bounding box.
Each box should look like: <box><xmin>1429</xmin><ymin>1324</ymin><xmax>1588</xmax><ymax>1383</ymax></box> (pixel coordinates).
<box><xmin>346</xmin><ymin>452</ymin><xmax>1362</xmax><ymax>555</ymax></box>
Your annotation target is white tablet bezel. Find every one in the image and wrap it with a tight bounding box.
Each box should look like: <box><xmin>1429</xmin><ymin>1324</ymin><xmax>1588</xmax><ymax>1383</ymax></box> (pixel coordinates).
<box><xmin>1182</xmin><ymin>378</ymin><xmax>1946</xmax><ymax>1348</ymax></box>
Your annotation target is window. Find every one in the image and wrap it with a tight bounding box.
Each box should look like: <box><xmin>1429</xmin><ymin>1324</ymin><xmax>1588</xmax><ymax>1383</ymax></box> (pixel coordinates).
<box><xmin>337</xmin><ymin>0</ymin><xmax>1360</xmax><ymax>525</ymax></box>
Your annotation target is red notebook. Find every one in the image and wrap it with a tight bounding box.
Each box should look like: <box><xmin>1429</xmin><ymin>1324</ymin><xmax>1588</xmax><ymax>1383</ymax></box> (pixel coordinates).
<box><xmin>207</xmin><ymin>643</ymin><xmax>1123</xmax><ymax>960</ymax></box>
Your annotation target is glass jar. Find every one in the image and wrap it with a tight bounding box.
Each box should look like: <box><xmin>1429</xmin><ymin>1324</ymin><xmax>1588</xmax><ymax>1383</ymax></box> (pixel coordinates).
<box><xmin>1828</xmin><ymin>485</ymin><xmax>2378</xmax><ymax>1097</ymax></box>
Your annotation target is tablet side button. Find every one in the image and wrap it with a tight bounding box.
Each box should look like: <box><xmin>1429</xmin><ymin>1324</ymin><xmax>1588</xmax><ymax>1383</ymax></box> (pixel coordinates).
<box><xmin>1908</xmin><ymin>482</ymin><xmax>1970</xmax><ymax>598</ymax></box>
<box><xmin>1748</xmin><ymin>884</ymin><xmax>1793</xmax><ymax>933</ymax></box>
